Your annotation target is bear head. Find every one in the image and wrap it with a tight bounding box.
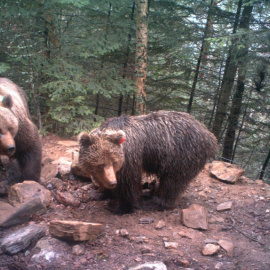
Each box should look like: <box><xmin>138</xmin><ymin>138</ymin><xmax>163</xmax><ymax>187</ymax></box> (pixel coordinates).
<box><xmin>78</xmin><ymin>130</ymin><xmax>126</xmax><ymax>190</ymax></box>
<box><xmin>0</xmin><ymin>95</ymin><xmax>18</xmax><ymax>157</ymax></box>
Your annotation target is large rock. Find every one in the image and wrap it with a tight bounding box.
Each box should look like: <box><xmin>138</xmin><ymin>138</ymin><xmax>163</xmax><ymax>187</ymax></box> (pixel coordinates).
<box><xmin>49</xmin><ymin>220</ymin><xmax>102</xmax><ymax>241</ymax></box>
<box><xmin>209</xmin><ymin>161</ymin><xmax>244</xmax><ymax>183</ymax></box>
<box><xmin>181</xmin><ymin>204</ymin><xmax>208</xmax><ymax>230</ymax></box>
<box><xmin>0</xmin><ymin>224</ymin><xmax>46</xmax><ymax>254</ymax></box>
<box><xmin>8</xmin><ymin>180</ymin><xmax>52</xmax><ymax>208</ymax></box>
<box><xmin>0</xmin><ymin>197</ymin><xmax>46</xmax><ymax>228</ymax></box>
<box><xmin>0</xmin><ymin>201</ymin><xmax>15</xmax><ymax>225</ymax></box>
<box><xmin>41</xmin><ymin>163</ymin><xmax>58</xmax><ymax>181</ymax></box>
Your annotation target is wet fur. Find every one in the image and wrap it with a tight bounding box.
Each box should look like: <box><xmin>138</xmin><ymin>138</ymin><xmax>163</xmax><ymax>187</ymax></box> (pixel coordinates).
<box><xmin>81</xmin><ymin>111</ymin><xmax>218</xmax><ymax>213</ymax></box>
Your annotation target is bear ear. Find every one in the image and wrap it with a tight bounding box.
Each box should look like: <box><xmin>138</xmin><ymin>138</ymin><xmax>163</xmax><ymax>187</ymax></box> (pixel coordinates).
<box><xmin>78</xmin><ymin>132</ymin><xmax>97</xmax><ymax>147</ymax></box>
<box><xmin>0</xmin><ymin>95</ymin><xmax>13</xmax><ymax>109</ymax></box>
<box><xmin>104</xmin><ymin>130</ymin><xmax>126</xmax><ymax>145</ymax></box>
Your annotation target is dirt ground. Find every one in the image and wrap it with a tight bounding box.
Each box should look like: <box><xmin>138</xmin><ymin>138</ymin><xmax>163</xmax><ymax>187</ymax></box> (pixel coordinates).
<box><xmin>0</xmin><ymin>134</ymin><xmax>270</xmax><ymax>270</ymax></box>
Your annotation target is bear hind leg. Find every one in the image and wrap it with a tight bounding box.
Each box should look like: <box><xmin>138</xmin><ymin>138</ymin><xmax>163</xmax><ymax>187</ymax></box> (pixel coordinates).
<box><xmin>152</xmin><ymin>175</ymin><xmax>186</xmax><ymax>210</ymax></box>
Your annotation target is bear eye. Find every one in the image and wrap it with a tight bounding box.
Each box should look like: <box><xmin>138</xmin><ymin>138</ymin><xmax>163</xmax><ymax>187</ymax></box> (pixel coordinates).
<box><xmin>98</xmin><ymin>164</ymin><xmax>105</xmax><ymax>169</ymax></box>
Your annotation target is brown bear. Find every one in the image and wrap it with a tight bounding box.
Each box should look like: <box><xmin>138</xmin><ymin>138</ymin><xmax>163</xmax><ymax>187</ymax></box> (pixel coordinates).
<box><xmin>0</xmin><ymin>78</ymin><xmax>42</xmax><ymax>181</ymax></box>
<box><xmin>78</xmin><ymin>111</ymin><xmax>218</xmax><ymax>213</ymax></box>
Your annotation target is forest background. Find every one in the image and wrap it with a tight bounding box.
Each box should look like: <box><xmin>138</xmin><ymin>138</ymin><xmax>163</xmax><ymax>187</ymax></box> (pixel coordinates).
<box><xmin>0</xmin><ymin>0</ymin><xmax>269</xmax><ymax>182</ymax></box>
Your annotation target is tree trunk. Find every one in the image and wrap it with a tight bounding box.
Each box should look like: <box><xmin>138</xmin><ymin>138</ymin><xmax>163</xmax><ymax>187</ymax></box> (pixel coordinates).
<box><xmin>187</xmin><ymin>0</ymin><xmax>216</xmax><ymax>113</ymax></box>
<box><xmin>231</xmin><ymin>91</ymin><xmax>250</xmax><ymax>161</ymax></box>
<box><xmin>135</xmin><ymin>0</ymin><xmax>149</xmax><ymax>114</ymax></box>
<box><xmin>212</xmin><ymin>0</ymin><xmax>243</xmax><ymax>140</ymax></box>
<box><xmin>118</xmin><ymin>2</ymin><xmax>135</xmax><ymax>116</ymax></box>
<box><xmin>25</xmin><ymin>37</ymin><xmax>42</xmax><ymax>130</ymax></box>
<box><xmin>259</xmin><ymin>149</ymin><xmax>270</xmax><ymax>180</ymax></box>
<box><xmin>39</xmin><ymin>0</ymin><xmax>60</xmax><ymax>59</ymax></box>
<box><xmin>222</xmin><ymin>3</ymin><xmax>254</xmax><ymax>160</ymax></box>
<box><xmin>95</xmin><ymin>2</ymin><xmax>112</xmax><ymax>116</ymax></box>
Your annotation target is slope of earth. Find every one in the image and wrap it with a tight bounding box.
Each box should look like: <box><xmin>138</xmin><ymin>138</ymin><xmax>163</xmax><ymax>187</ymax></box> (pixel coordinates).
<box><xmin>0</xmin><ymin>134</ymin><xmax>269</xmax><ymax>270</ymax></box>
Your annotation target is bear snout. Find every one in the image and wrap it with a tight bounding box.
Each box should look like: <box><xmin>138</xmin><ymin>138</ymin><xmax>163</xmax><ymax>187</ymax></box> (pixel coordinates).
<box><xmin>102</xmin><ymin>166</ymin><xmax>117</xmax><ymax>189</ymax></box>
<box><xmin>7</xmin><ymin>145</ymin><xmax>16</xmax><ymax>155</ymax></box>
<box><xmin>0</xmin><ymin>133</ymin><xmax>16</xmax><ymax>157</ymax></box>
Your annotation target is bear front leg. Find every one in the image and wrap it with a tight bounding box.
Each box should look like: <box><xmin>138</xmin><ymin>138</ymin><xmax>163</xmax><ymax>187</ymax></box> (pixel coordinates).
<box><xmin>112</xmin><ymin>173</ymin><xmax>142</xmax><ymax>214</ymax></box>
<box><xmin>16</xmin><ymin>145</ymin><xmax>42</xmax><ymax>181</ymax></box>
<box><xmin>153</xmin><ymin>174</ymin><xmax>184</xmax><ymax>210</ymax></box>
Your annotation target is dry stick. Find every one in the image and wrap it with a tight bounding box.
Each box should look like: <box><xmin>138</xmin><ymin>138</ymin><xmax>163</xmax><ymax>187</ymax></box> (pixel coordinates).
<box><xmin>223</xmin><ymin>217</ymin><xmax>270</xmax><ymax>249</ymax></box>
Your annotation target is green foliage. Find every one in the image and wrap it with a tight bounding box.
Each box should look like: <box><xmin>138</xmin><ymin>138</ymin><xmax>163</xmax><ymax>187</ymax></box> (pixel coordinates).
<box><xmin>0</xmin><ymin>63</ymin><xmax>10</xmax><ymax>74</ymax></box>
<box><xmin>0</xmin><ymin>0</ymin><xmax>269</xmax><ymax>180</ymax></box>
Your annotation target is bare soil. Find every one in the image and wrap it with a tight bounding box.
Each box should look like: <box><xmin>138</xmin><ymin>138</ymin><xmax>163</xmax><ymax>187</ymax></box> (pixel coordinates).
<box><xmin>0</xmin><ymin>134</ymin><xmax>270</xmax><ymax>270</ymax></box>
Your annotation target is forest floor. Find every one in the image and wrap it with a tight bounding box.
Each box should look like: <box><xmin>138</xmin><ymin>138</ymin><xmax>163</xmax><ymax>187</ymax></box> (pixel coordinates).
<box><xmin>0</xmin><ymin>134</ymin><xmax>270</xmax><ymax>270</ymax></box>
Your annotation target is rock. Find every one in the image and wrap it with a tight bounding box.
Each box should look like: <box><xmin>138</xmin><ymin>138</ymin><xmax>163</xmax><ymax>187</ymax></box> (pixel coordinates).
<box><xmin>0</xmin><ymin>201</ymin><xmax>15</xmax><ymax>225</ymax></box>
<box><xmin>8</xmin><ymin>180</ymin><xmax>52</xmax><ymax>208</ymax></box>
<box><xmin>55</xmin><ymin>191</ymin><xmax>80</xmax><ymax>207</ymax></box>
<box><xmin>181</xmin><ymin>204</ymin><xmax>208</xmax><ymax>230</ymax></box>
<box><xmin>49</xmin><ymin>220</ymin><xmax>102</xmax><ymax>241</ymax></box>
<box><xmin>141</xmin><ymin>246</ymin><xmax>152</xmax><ymax>254</ymax></box>
<box><xmin>132</xmin><ymin>236</ymin><xmax>148</xmax><ymax>243</ymax></box>
<box><xmin>209</xmin><ymin>161</ymin><xmax>244</xmax><ymax>183</ymax></box>
<box><xmin>178</xmin><ymin>231</ymin><xmax>193</xmax><ymax>239</ymax></box>
<box><xmin>31</xmin><ymin>238</ymin><xmax>60</xmax><ymax>262</ymax></box>
<box><xmin>0</xmin><ymin>197</ymin><xmax>46</xmax><ymax>228</ymax></box>
<box><xmin>205</xmin><ymin>239</ymin><xmax>218</xmax><ymax>244</ymax></box>
<box><xmin>41</xmin><ymin>163</ymin><xmax>58</xmax><ymax>181</ymax></box>
<box><xmin>0</xmin><ymin>224</ymin><xmax>46</xmax><ymax>254</ymax></box>
<box><xmin>139</xmin><ymin>217</ymin><xmax>155</xmax><ymax>224</ymax></box>
<box><xmin>72</xmin><ymin>244</ymin><xmax>85</xmax><ymax>255</ymax></box>
<box><xmin>58</xmin><ymin>163</ymin><xmax>72</xmax><ymax>181</ymax></box>
<box><xmin>119</xmin><ymin>229</ymin><xmax>129</xmax><ymax>237</ymax></box>
<box><xmin>129</xmin><ymin>261</ymin><xmax>167</xmax><ymax>270</ymax></box>
<box><xmin>216</xmin><ymin>201</ymin><xmax>233</xmax><ymax>212</ymax></box>
<box><xmin>202</xmin><ymin>244</ymin><xmax>220</xmax><ymax>256</ymax></box>
<box><xmin>208</xmin><ymin>215</ymin><xmax>225</xmax><ymax>223</ymax></box>
<box><xmin>155</xmin><ymin>220</ymin><xmax>166</xmax><ymax>229</ymax></box>
<box><xmin>218</xmin><ymin>239</ymin><xmax>234</xmax><ymax>257</ymax></box>
<box><xmin>164</xmin><ymin>242</ymin><xmax>179</xmax><ymax>249</ymax></box>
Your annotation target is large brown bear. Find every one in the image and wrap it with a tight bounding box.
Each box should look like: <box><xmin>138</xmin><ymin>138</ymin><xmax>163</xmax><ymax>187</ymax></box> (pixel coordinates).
<box><xmin>0</xmin><ymin>78</ymin><xmax>42</xmax><ymax>181</ymax></box>
<box><xmin>78</xmin><ymin>111</ymin><xmax>218</xmax><ymax>213</ymax></box>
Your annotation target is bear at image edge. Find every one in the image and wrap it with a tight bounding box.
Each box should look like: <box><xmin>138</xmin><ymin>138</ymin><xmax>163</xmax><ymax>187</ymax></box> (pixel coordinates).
<box><xmin>0</xmin><ymin>78</ymin><xmax>42</xmax><ymax>181</ymax></box>
<box><xmin>78</xmin><ymin>111</ymin><xmax>218</xmax><ymax>213</ymax></box>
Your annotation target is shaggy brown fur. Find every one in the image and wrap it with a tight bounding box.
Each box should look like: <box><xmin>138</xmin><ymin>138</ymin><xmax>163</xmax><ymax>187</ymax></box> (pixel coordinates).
<box><xmin>78</xmin><ymin>111</ymin><xmax>218</xmax><ymax>213</ymax></box>
<box><xmin>0</xmin><ymin>78</ymin><xmax>42</xmax><ymax>181</ymax></box>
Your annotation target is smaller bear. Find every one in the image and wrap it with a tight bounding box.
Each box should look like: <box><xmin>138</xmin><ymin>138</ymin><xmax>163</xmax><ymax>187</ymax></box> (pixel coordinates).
<box><xmin>0</xmin><ymin>78</ymin><xmax>42</xmax><ymax>181</ymax></box>
<box><xmin>78</xmin><ymin>111</ymin><xmax>218</xmax><ymax>213</ymax></box>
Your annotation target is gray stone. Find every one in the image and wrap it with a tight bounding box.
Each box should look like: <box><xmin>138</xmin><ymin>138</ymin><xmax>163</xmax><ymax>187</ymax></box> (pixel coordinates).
<box><xmin>72</xmin><ymin>244</ymin><xmax>85</xmax><ymax>255</ymax></box>
<box><xmin>139</xmin><ymin>217</ymin><xmax>155</xmax><ymax>224</ymax></box>
<box><xmin>0</xmin><ymin>224</ymin><xmax>46</xmax><ymax>254</ymax></box>
<box><xmin>8</xmin><ymin>180</ymin><xmax>52</xmax><ymax>208</ymax></box>
<box><xmin>31</xmin><ymin>238</ymin><xmax>60</xmax><ymax>262</ymax></box>
<box><xmin>181</xmin><ymin>204</ymin><xmax>208</xmax><ymax>230</ymax></box>
<box><xmin>0</xmin><ymin>201</ymin><xmax>15</xmax><ymax>225</ymax></box>
<box><xmin>129</xmin><ymin>261</ymin><xmax>167</xmax><ymax>270</ymax></box>
<box><xmin>0</xmin><ymin>197</ymin><xmax>46</xmax><ymax>228</ymax></box>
